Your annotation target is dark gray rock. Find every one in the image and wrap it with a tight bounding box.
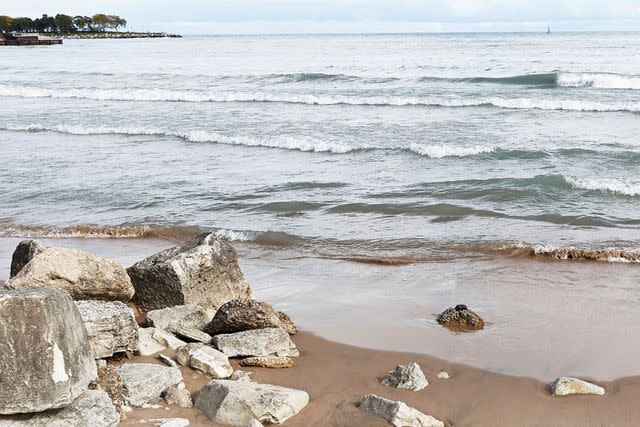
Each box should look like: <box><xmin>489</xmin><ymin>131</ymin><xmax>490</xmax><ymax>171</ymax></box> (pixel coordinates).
<box><xmin>204</xmin><ymin>299</ymin><xmax>281</xmax><ymax>336</ymax></box>
<box><xmin>436</xmin><ymin>305</ymin><xmax>484</xmax><ymax>331</ymax></box>
<box><xmin>10</xmin><ymin>240</ymin><xmax>46</xmax><ymax>278</ymax></box>
<box><xmin>127</xmin><ymin>233</ymin><xmax>252</xmax><ymax>311</ymax></box>
<box><xmin>0</xmin><ymin>288</ymin><xmax>97</xmax><ymax>414</ymax></box>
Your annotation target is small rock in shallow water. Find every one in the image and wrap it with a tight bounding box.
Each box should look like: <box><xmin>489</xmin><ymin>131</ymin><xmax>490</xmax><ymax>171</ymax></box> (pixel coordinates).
<box><xmin>359</xmin><ymin>394</ymin><xmax>443</xmax><ymax>427</ymax></box>
<box><xmin>436</xmin><ymin>371</ymin><xmax>450</xmax><ymax>379</ymax></box>
<box><xmin>436</xmin><ymin>305</ymin><xmax>484</xmax><ymax>331</ymax></box>
<box><xmin>550</xmin><ymin>377</ymin><xmax>605</xmax><ymax>396</ymax></box>
<box><xmin>381</xmin><ymin>362</ymin><xmax>428</xmax><ymax>391</ymax></box>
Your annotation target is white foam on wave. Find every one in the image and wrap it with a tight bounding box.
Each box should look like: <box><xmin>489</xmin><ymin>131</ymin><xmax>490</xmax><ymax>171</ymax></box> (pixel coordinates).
<box><xmin>408</xmin><ymin>143</ymin><xmax>496</xmax><ymax>158</ymax></box>
<box><xmin>213</xmin><ymin>229</ymin><xmax>255</xmax><ymax>241</ymax></box>
<box><xmin>1</xmin><ymin>84</ymin><xmax>639</xmax><ymax>113</ymax></box>
<box><xmin>565</xmin><ymin>176</ymin><xmax>640</xmax><ymax>197</ymax></box>
<box><xmin>557</xmin><ymin>72</ymin><xmax>640</xmax><ymax>90</ymax></box>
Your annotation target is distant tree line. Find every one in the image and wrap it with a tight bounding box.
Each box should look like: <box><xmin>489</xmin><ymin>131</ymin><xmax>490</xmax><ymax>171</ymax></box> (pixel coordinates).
<box><xmin>0</xmin><ymin>14</ymin><xmax>127</xmax><ymax>33</ymax></box>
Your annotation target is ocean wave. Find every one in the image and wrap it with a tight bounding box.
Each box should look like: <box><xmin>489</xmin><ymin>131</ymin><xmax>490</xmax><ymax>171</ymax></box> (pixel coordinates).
<box><xmin>502</xmin><ymin>244</ymin><xmax>640</xmax><ymax>263</ymax></box>
<box><xmin>408</xmin><ymin>143</ymin><xmax>496</xmax><ymax>158</ymax></box>
<box><xmin>1</xmin><ymin>84</ymin><xmax>638</xmax><ymax>112</ymax></box>
<box><xmin>556</xmin><ymin>72</ymin><xmax>640</xmax><ymax>90</ymax></box>
<box><xmin>565</xmin><ymin>176</ymin><xmax>640</xmax><ymax>197</ymax></box>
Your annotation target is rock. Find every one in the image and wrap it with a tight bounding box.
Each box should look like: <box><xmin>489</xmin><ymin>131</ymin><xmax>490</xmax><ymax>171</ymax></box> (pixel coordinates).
<box><xmin>229</xmin><ymin>370</ymin><xmax>253</xmax><ymax>382</ymax></box>
<box><xmin>0</xmin><ymin>390</ymin><xmax>119</xmax><ymax>426</ymax></box>
<box><xmin>213</xmin><ymin>328</ymin><xmax>299</xmax><ymax>358</ymax></box>
<box><xmin>136</xmin><ymin>328</ymin><xmax>167</xmax><ymax>356</ymax></box>
<box><xmin>247</xmin><ymin>420</ymin><xmax>264</xmax><ymax>427</ymax></box>
<box><xmin>436</xmin><ymin>371</ymin><xmax>450</xmax><ymax>379</ymax></box>
<box><xmin>204</xmin><ymin>299</ymin><xmax>281</xmax><ymax>336</ymax></box>
<box><xmin>95</xmin><ymin>364</ymin><xmax>125</xmax><ymax>409</ymax></box>
<box><xmin>163</xmin><ymin>382</ymin><xmax>192</xmax><ymax>408</ymax></box>
<box><xmin>170</xmin><ymin>324</ymin><xmax>212</xmax><ymax>344</ymax></box>
<box><xmin>0</xmin><ymin>288</ymin><xmax>97</xmax><ymax>414</ymax></box>
<box><xmin>75</xmin><ymin>300</ymin><xmax>139</xmax><ymax>358</ymax></box>
<box><xmin>118</xmin><ymin>363</ymin><xmax>183</xmax><ymax>407</ymax></box>
<box><xmin>194</xmin><ymin>379</ymin><xmax>309</xmax><ymax>426</ymax></box>
<box><xmin>152</xmin><ymin>328</ymin><xmax>187</xmax><ymax>349</ymax></box>
<box><xmin>436</xmin><ymin>304</ymin><xmax>484</xmax><ymax>331</ymax></box>
<box><xmin>145</xmin><ymin>304</ymin><xmax>212</xmax><ymax>331</ymax></box>
<box><xmin>6</xmin><ymin>247</ymin><xmax>134</xmax><ymax>302</ymax></box>
<box><xmin>133</xmin><ymin>419</ymin><xmax>189</xmax><ymax>427</ymax></box>
<box><xmin>359</xmin><ymin>394</ymin><xmax>444</xmax><ymax>427</ymax></box>
<box><xmin>550</xmin><ymin>377</ymin><xmax>605</xmax><ymax>396</ymax></box>
<box><xmin>128</xmin><ymin>233</ymin><xmax>252</xmax><ymax>311</ymax></box>
<box><xmin>9</xmin><ymin>239</ymin><xmax>45</xmax><ymax>278</ymax></box>
<box><xmin>239</xmin><ymin>356</ymin><xmax>294</xmax><ymax>369</ymax></box>
<box><xmin>175</xmin><ymin>343</ymin><xmax>233</xmax><ymax>378</ymax></box>
<box><xmin>159</xmin><ymin>354</ymin><xmax>177</xmax><ymax>367</ymax></box>
<box><xmin>277</xmin><ymin>311</ymin><xmax>297</xmax><ymax>335</ymax></box>
<box><xmin>381</xmin><ymin>362</ymin><xmax>428</xmax><ymax>391</ymax></box>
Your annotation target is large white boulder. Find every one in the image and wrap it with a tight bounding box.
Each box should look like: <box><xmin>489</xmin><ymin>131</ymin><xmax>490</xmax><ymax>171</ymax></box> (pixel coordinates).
<box><xmin>213</xmin><ymin>328</ymin><xmax>299</xmax><ymax>358</ymax></box>
<box><xmin>6</xmin><ymin>247</ymin><xmax>134</xmax><ymax>302</ymax></box>
<box><xmin>381</xmin><ymin>362</ymin><xmax>428</xmax><ymax>391</ymax></box>
<box><xmin>194</xmin><ymin>380</ymin><xmax>309</xmax><ymax>426</ymax></box>
<box><xmin>0</xmin><ymin>288</ymin><xmax>97</xmax><ymax>414</ymax></box>
<box><xmin>0</xmin><ymin>390</ymin><xmax>119</xmax><ymax>426</ymax></box>
<box><xmin>118</xmin><ymin>363</ymin><xmax>183</xmax><ymax>407</ymax></box>
<box><xmin>75</xmin><ymin>300</ymin><xmax>139</xmax><ymax>358</ymax></box>
<box><xmin>550</xmin><ymin>377</ymin><xmax>605</xmax><ymax>396</ymax></box>
<box><xmin>360</xmin><ymin>394</ymin><xmax>444</xmax><ymax>427</ymax></box>
<box><xmin>128</xmin><ymin>233</ymin><xmax>252</xmax><ymax>311</ymax></box>
<box><xmin>175</xmin><ymin>343</ymin><xmax>233</xmax><ymax>378</ymax></box>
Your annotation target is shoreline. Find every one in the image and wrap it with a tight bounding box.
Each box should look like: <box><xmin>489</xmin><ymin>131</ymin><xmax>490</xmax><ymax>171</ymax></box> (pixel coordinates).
<box><xmin>52</xmin><ymin>32</ymin><xmax>182</xmax><ymax>39</ymax></box>
<box><xmin>123</xmin><ymin>330</ymin><xmax>640</xmax><ymax>426</ymax></box>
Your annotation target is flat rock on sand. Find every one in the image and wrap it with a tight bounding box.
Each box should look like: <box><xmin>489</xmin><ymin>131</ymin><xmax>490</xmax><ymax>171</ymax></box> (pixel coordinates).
<box><xmin>128</xmin><ymin>233</ymin><xmax>252</xmax><ymax>311</ymax></box>
<box><xmin>550</xmin><ymin>377</ymin><xmax>605</xmax><ymax>396</ymax></box>
<box><xmin>6</xmin><ymin>247</ymin><xmax>134</xmax><ymax>302</ymax></box>
<box><xmin>0</xmin><ymin>288</ymin><xmax>97</xmax><ymax>414</ymax></box>
<box><xmin>194</xmin><ymin>379</ymin><xmax>309</xmax><ymax>426</ymax></box>
<box><xmin>0</xmin><ymin>390</ymin><xmax>119</xmax><ymax>427</ymax></box>
<box><xmin>360</xmin><ymin>394</ymin><xmax>444</xmax><ymax>427</ymax></box>
<box><xmin>119</xmin><ymin>363</ymin><xmax>183</xmax><ymax>407</ymax></box>
<box><xmin>213</xmin><ymin>327</ymin><xmax>299</xmax><ymax>358</ymax></box>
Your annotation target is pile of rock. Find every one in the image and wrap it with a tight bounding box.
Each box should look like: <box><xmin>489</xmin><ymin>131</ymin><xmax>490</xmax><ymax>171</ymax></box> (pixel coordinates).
<box><xmin>0</xmin><ymin>233</ymin><xmax>309</xmax><ymax>426</ymax></box>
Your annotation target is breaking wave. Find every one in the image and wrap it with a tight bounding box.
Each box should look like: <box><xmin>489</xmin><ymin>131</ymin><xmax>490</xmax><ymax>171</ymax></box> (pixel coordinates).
<box><xmin>501</xmin><ymin>244</ymin><xmax>640</xmax><ymax>263</ymax></box>
<box><xmin>565</xmin><ymin>176</ymin><xmax>640</xmax><ymax>197</ymax></box>
<box><xmin>408</xmin><ymin>143</ymin><xmax>496</xmax><ymax>158</ymax></box>
<box><xmin>1</xmin><ymin>84</ymin><xmax>639</xmax><ymax>112</ymax></box>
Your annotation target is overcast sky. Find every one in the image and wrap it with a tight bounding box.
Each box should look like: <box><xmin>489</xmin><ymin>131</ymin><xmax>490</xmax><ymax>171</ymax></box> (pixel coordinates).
<box><xmin>4</xmin><ymin>0</ymin><xmax>640</xmax><ymax>34</ymax></box>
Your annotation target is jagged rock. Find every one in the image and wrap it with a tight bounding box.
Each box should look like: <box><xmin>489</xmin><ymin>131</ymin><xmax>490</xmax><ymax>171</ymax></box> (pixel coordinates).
<box><xmin>133</xmin><ymin>419</ymin><xmax>189</xmax><ymax>427</ymax></box>
<box><xmin>229</xmin><ymin>370</ymin><xmax>253</xmax><ymax>382</ymax></box>
<box><xmin>6</xmin><ymin>247</ymin><xmax>134</xmax><ymax>302</ymax></box>
<box><xmin>204</xmin><ymin>299</ymin><xmax>281</xmax><ymax>335</ymax></box>
<box><xmin>359</xmin><ymin>394</ymin><xmax>444</xmax><ymax>427</ymax></box>
<box><xmin>381</xmin><ymin>362</ymin><xmax>428</xmax><ymax>391</ymax></box>
<box><xmin>277</xmin><ymin>311</ymin><xmax>297</xmax><ymax>335</ymax></box>
<box><xmin>145</xmin><ymin>305</ymin><xmax>212</xmax><ymax>331</ymax></box>
<box><xmin>128</xmin><ymin>233</ymin><xmax>252</xmax><ymax>311</ymax></box>
<box><xmin>95</xmin><ymin>364</ymin><xmax>125</xmax><ymax>409</ymax></box>
<box><xmin>118</xmin><ymin>363</ymin><xmax>183</xmax><ymax>407</ymax></box>
<box><xmin>175</xmin><ymin>343</ymin><xmax>233</xmax><ymax>378</ymax></box>
<box><xmin>194</xmin><ymin>379</ymin><xmax>309</xmax><ymax>426</ymax></box>
<box><xmin>9</xmin><ymin>239</ymin><xmax>46</xmax><ymax>278</ymax></box>
<box><xmin>159</xmin><ymin>354</ymin><xmax>177</xmax><ymax>368</ymax></box>
<box><xmin>213</xmin><ymin>328</ymin><xmax>299</xmax><ymax>358</ymax></box>
<box><xmin>0</xmin><ymin>390</ymin><xmax>119</xmax><ymax>426</ymax></box>
<box><xmin>550</xmin><ymin>377</ymin><xmax>605</xmax><ymax>396</ymax></box>
<box><xmin>136</xmin><ymin>328</ymin><xmax>167</xmax><ymax>356</ymax></box>
<box><xmin>239</xmin><ymin>356</ymin><xmax>294</xmax><ymax>369</ymax></box>
<box><xmin>163</xmin><ymin>382</ymin><xmax>192</xmax><ymax>408</ymax></box>
<box><xmin>436</xmin><ymin>371</ymin><xmax>450</xmax><ymax>379</ymax></box>
<box><xmin>436</xmin><ymin>304</ymin><xmax>484</xmax><ymax>331</ymax></box>
<box><xmin>0</xmin><ymin>288</ymin><xmax>97</xmax><ymax>414</ymax></box>
<box><xmin>75</xmin><ymin>300</ymin><xmax>139</xmax><ymax>358</ymax></box>
<box><xmin>152</xmin><ymin>328</ymin><xmax>187</xmax><ymax>349</ymax></box>
<box><xmin>170</xmin><ymin>324</ymin><xmax>212</xmax><ymax>344</ymax></box>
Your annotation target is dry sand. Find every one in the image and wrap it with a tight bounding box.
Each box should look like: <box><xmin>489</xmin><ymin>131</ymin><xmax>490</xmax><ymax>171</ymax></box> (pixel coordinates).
<box><xmin>123</xmin><ymin>331</ymin><xmax>640</xmax><ymax>427</ymax></box>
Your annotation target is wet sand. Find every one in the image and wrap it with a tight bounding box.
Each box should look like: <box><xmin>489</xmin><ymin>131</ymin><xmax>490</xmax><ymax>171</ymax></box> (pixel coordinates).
<box><xmin>122</xmin><ymin>331</ymin><xmax>640</xmax><ymax>427</ymax></box>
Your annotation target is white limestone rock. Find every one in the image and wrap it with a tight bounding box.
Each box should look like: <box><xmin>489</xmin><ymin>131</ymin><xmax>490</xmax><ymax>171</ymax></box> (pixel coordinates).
<box><xmin>213</xmin><ymin>328</ymin><xmax>299</xmax><ymax>358</ymax></box>
<box><xmin>145</xmin><ymin>304</ymin><xmax>213</xmax><ymax>331</ymax></box>
<box><xmin>550</xmin><ymin>377</ymin><xmax>605</xmax><ymax>396</ymax></box>
<box><xmin>133</xmin><ymin>419</ymin><xmax>189</xmax><ymax>427</ymax></box>
<box><xmin>152</xmin><ymin>328</ymin><xmax>187</xmax><ymax>349</ymax></box>
<box><xmin>436</xmin><ymin>371</ymin><xmax>449</xmax><ymax>379</ymax></box>
<box><xmin>163</xmin><ymin>382</ymin><xmax>192</xmax><ymax>408</ymax></box>
<box><xmin>75</xmin><ymin>300</ymin><xmax>139</xmax><ymax>358</ymax></box>
<box><xmin>175</xmin><ymin>343</ymin><xmax>233</xmax><ymax>378</ymax></box>
<box><xmin>381</xmin><ymin>362</ymin><xmax>428</xmax><ymax>391</ymax></box>
<box><xmin>194</xmin><ymin>380</ymin><xmax>309</xmax><ymax>426</ymax></box>
<box><xmin>0</xmin><ymin>288</ymin><xmax>97</xmax><ymax>414</ymax></box>
<box><xmin>136</xmin><ymin>327</ymin><xmax>167</xmax><ymax>356</ymax></box>
<box><xmin>360</xmin><ymin>394</ymin><xmax>444</xmax><ymax>427</ymax></box>
<box><xmin>118</xmin><ymin>363</ymin><xmax>183</xmax><ymax>407</ymax></box>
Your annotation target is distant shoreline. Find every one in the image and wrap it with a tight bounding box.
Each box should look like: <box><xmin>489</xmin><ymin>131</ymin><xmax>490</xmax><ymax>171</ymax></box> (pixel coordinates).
<box><xmin>51</xmin><ymin>31</ymin><xmax>182</xmax><ymax>39</ymax></box>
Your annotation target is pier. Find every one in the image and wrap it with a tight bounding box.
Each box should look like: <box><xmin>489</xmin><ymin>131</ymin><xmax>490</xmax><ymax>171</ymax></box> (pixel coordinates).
<box><xmin>0</xmin><ymin>33</ymin><xmax>63</xmax><ymax>46</ymax></box>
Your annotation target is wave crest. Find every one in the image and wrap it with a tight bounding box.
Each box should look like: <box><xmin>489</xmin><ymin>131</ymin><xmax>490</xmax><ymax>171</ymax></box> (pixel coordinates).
<box><xmin>408</xmin><ymin>143</ymin><xmax>496</xmax><ymax>158</ymax></box>
<box><xmin>503</xmin><ymin>244</ymin><xmax>640</xmax><ymax>263</ymax></box>
<box><xmin>565</xmin><ymin>176</ymin><xmax>640</xmax><ymax>197</ymax></box>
